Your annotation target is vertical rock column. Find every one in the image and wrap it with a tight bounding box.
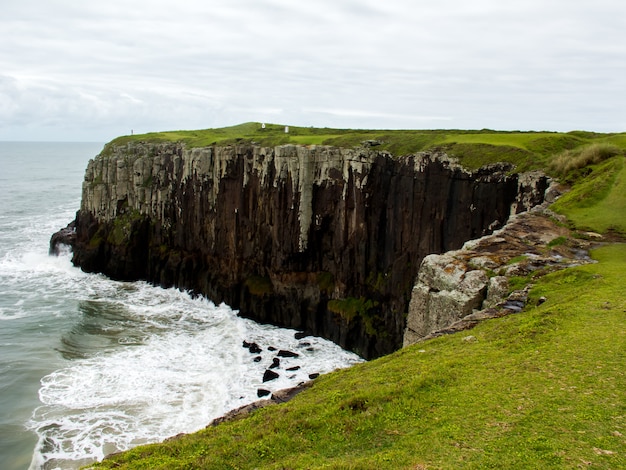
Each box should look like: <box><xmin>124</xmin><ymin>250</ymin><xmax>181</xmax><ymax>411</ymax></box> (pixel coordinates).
<box><xmin>68</xmin><ymin>143</ymin><xmax>547</xmax><ymax>358</ymax></box>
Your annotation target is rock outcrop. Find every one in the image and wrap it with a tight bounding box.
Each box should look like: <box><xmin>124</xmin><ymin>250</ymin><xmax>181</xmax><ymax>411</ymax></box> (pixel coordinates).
<box><xmin>53</xmin><ymin>142</ymin><xmax>549</xmax><ymax>359</ymax></box>
<box><xmin>403</xmin><ymin>201</ymin><xmax>593</xmax><ymax>346</ymax></box>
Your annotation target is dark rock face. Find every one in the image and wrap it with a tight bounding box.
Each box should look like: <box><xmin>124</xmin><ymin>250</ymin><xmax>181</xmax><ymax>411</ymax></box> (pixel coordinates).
<box><xmin>49</xmin><ymin>221</ymin><xmax>76</xmax><ymax>255</ymax></box>
<box><xmin>57</xmin><ymin>143</ymin><xmax>549</xmax><ymax>359</ymax></box>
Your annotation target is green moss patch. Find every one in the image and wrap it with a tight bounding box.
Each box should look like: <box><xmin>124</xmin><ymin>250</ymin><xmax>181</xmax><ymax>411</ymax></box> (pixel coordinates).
<box><xmin>244</xmin><ymin>275</ymin><xmax>274</xmax><ymax>297</ymax></box>
<box><xmin>316</xmin><ymin>271</ymin><xmax>335</xmax><ymax>295</ymax></box>
<box><xmin>106</xmin><ymin>210</ymin><xmax>144</xmax><ymax>245</ymax></box>
<box><xmin>327</xmin><ymin>297</ymin><xmax>376</xmax><ymax>323</ymax></box>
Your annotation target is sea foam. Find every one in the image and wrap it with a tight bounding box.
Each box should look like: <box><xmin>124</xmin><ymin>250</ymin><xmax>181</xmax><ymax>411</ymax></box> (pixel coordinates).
<box><xmin>27</xmin><ymin>280</ymin><xmax>363</xmax><ymax>469</ymax></box>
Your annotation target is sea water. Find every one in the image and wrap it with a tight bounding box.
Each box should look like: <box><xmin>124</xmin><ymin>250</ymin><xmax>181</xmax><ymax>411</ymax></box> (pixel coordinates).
<box><xmin>0</xmin><ymin>142</ymin><xmax>363</xmax><ymax>470</ymax></box>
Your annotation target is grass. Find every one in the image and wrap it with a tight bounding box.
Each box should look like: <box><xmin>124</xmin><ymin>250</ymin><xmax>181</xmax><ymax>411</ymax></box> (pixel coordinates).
<box><xmin>103</xmin><ymin>122</ymin><xmax>626</xmax><ymax>171</ymax></box>
<box><xmin>85</xmin><ymin>123</ymin><xmax>626</xmax><ymax>469</ymax></box>
<box><xmin>551</xmin><ymin>155</ymin><xmax>626</xmax><ymax>235</ymax></box>
<box><xmin>89</xmin><ymin>244</ymin><xmax>626</xmax><ymax>469</ymax></box>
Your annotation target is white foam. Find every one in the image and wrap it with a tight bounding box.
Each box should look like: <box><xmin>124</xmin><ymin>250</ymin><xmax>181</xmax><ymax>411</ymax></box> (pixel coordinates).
<box><xmin>27</xmin><ymin>284</ymin><xmax>363</xmax><ymax>469</ymax></box>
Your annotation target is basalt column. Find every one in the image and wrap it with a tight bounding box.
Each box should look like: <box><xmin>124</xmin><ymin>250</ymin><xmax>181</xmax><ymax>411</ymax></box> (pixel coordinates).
<box><xmin>59</xmin><ymin>143</ymin><xmax>548</xmax><ymax>359</ymax></box>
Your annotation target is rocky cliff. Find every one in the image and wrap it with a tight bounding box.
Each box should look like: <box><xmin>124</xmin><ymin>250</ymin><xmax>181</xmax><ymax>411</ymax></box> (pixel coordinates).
<box><xmin>403</xmin><ymin>200</ymin><xmax>593</xmax><ymax>347</ymax></box>
<box><xmin>55</xmin><ymin>142</ymin><xmax>549</xmax><ymax>358</ymax></box>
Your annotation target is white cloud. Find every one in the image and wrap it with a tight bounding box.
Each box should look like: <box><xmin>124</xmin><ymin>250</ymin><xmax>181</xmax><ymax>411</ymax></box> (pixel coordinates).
<box><xmin>1</xmin><ymin>0</ymin><xmax>625</xmax><ymax>140</ymax></box>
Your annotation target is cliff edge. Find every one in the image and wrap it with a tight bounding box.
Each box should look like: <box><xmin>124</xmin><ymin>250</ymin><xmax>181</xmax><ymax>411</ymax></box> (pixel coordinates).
<box><xmin>54</xmin><ymin>142</ymin><xmax>549</xmax><ymax>358</ymax></box>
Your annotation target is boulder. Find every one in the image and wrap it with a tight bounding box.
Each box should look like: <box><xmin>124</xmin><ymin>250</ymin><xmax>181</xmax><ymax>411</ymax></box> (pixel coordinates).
<box><xmin>404</xmin><ymin>254</ymin><xmax>488</xmax><ymax>340</ymax></box>
<box><xmin>277</xmin><ymin>350</ymin><xmax>299</xmax><ymax>358</ymax></box>
<box><xmin>243</xmin><ymin>341</ymin><xmax>262</xmax><ymax>354</ymax></box>
<box><xmin>263</xmin><ymin>370</ymin><xmax>279</xmax><ymax>382</ymax></box>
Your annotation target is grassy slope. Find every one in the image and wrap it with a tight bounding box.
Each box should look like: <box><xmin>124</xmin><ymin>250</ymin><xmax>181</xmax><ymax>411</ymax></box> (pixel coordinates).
<box><xmin>551</xmin><ymin>156</ymin><xmax>626</xmax><ymax>234</ymax></box>
<box><xmin>89</xmin><ymin>124</ymin><xmax>626</xmax><ymax>469</ymax></box>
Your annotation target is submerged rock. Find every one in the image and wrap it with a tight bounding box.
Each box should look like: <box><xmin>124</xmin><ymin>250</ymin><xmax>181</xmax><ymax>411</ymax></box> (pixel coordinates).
<box><xmin>243</xmin><ymin>341</ymin><xmax>262</xmax><ymax>354</ymax></box>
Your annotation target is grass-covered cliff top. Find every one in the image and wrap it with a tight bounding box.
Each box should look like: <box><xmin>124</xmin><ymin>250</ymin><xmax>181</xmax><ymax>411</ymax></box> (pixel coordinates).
<box><xmin>89</xmin><ymin>124</ymin><xmax>626</xmax><ymax>469</ymax></box>
<box><xmin>107</xmin><ymin>121</ymin><xmax>626</xmax><ymax>172</ymax></box>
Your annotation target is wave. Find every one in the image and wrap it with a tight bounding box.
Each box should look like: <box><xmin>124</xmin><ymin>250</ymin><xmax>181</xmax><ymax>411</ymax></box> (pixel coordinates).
<box><xmin>26</xmin><ymin>280</ymin><xmax>363</xmax><ymax>469</ymax></box>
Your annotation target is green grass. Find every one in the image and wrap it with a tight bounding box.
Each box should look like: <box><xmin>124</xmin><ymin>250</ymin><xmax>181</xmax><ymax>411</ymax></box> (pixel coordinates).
<box><xmin>105</xmin><ymin>123</ymin><xmax>359</xmax><ymax>150</ymax></box>
<box><xmin>551</xmin><ymin>155</ymin><xmax>626</xmax><ymax>235</ymax></box>
<box><xmin>103</xmin><ymin>122</ymin><xmax>626</xmax><ymax>172</ymax></box>
<box><xmin>89</xmin><ymin>244</ymin><xmax>626</xmax><ymax>469</ymax></box>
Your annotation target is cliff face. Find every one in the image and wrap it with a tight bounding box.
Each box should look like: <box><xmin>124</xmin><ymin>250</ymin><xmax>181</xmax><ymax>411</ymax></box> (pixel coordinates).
<box><xmin>65</xmin><ymin>142</ymin><xmax>548</xmax><ymax>358</ymax></box>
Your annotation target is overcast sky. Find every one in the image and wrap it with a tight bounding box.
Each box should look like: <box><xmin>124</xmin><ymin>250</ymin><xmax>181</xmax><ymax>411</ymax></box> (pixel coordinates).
<box><xmin>1</xmin><ymin>0</ymin><xmax>625</xmax><ymax>141</ymax></box>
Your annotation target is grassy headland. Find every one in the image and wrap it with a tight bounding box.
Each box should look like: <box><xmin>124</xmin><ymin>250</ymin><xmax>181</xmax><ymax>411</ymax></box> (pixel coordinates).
<box><xmin>89</xmin><ymin>124</ymin><xmax>626</xmax><ymax>469</ymax></box>
<box><xmin>107</xmin><ymin>122</ymin><xmax>625</xmax><ymax>172</ymax></box>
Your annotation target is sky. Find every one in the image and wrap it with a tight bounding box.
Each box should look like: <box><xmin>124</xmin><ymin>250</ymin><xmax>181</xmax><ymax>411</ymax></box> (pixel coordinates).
<box><xmin>1</xmin><ymin>0</ymin><xmax>625</xmax><ymax>142</ymax></box>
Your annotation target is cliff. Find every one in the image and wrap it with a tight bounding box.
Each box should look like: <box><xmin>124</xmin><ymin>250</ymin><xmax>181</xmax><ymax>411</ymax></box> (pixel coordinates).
<box><xmin>56</xmin><ymin>142</ymin><xmax>549</xmax><ymax>358</ymax></box>
<box><xmin>403</xmin><ymin>200</ymin><xmax>594</xmax><ymax>346</ymax></box>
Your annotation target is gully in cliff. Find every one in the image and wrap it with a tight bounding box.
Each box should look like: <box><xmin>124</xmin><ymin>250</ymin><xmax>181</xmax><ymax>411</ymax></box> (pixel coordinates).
<box><xmin>51</xmin><ymin>142</ymin><xmax>549</xmax><ymax>359</ymax></box>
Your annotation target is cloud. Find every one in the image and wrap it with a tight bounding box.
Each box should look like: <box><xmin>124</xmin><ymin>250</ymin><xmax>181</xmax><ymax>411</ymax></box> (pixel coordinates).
<box><xmin>304</xmin><ymin>107</ymin><xmax>452</xmax><ymax>124</ymax></box>
<box><xmin>1</xmin><ymin>0</ymin><xmax>626</xmax><ymax>140</ymax></box>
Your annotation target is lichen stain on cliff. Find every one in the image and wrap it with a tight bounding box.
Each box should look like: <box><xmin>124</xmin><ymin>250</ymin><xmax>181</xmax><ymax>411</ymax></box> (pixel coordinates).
<box><xmin>61</xmin><ymin>142</ymin><xmax>549</xmax><ymax>359</ymax></box>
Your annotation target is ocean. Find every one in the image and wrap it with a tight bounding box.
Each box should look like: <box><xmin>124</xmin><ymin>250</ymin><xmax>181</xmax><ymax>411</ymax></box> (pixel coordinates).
<box><xmin>0</xmin><ymin>142</ymin><xmax>363</xmax><ymax>470</ymax></box>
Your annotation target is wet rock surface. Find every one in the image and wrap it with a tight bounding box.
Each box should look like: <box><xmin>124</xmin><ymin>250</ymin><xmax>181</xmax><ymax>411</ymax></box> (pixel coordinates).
<box><xmin>49</xmin><ymin>221</ymin><xmax>76</xmax><ymax>255</ymax></box>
